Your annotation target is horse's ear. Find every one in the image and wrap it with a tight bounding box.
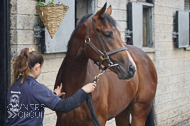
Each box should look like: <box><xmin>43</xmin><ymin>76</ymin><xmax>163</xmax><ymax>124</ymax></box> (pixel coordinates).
<box><xmin>94</xmin><ymin>2</ymin><xmax>107</xmax><ymax>19</ymax></box>
<box><xmin>106</xmin><ymin>5</ymin><xmax>112</xmax><ymax>15</ymax></box>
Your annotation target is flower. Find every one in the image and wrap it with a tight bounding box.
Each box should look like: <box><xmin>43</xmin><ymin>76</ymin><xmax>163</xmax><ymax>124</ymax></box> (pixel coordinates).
<box><xmin>36</xmin><ymin>0</ymin><xmax>65</xmax><ymax>7</ymax></box>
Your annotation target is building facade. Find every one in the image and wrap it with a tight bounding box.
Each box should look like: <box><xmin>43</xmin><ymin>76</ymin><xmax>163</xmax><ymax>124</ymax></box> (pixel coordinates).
<box><xmin>7</xmin><ymin>0</ymin><xmax>190</xmax><ymax>126</ymax></box>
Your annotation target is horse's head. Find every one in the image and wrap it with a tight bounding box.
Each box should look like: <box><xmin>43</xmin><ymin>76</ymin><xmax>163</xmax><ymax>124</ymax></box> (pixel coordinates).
<box><xmin>84</xmin><ymin>3</ymin><xmax>136</xmax><ymax>80</ymax></box>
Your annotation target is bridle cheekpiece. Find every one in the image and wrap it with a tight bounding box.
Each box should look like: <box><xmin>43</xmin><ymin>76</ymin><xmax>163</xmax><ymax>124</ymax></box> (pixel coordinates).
<box><xmin>85</xmin><ymin>16</ymin><xmax>128</xmax><ymax>72</ymax></box>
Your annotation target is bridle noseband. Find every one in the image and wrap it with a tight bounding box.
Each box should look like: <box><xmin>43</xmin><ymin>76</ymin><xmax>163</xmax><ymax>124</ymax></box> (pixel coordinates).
<box><xmin>85</xmin><ymin>16</ymin><xmax>128</xmax><ymax>72</ymax></box>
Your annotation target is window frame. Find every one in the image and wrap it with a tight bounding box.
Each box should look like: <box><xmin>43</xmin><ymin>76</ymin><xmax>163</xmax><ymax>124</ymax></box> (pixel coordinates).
<box><xmin>127</xmin><ymin>1</ymin><xmax>154</xmax><ymax>52</ymax></box>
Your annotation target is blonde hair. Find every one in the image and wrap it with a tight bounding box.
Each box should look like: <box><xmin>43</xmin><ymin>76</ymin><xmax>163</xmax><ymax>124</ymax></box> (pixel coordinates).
<box><xmin>11</xmin><ymin>48</ymin><xmax>44</xmax><ymax>86</ymax></box>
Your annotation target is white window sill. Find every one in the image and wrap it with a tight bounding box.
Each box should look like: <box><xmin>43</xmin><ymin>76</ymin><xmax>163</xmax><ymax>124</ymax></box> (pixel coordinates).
<box><xmin>185</xmin><ymin>46</ymin><xmax>190</xmax><ymax>51</ymax></box>
<box><xmin>141</xmin><ymin>47</ymin><xmax>155</xmax><ymax>53</ymax></box>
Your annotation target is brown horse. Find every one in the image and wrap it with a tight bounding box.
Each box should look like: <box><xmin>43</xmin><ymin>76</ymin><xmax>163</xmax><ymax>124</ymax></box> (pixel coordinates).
<box><xmin>54</xmin><ymin>3</ymin><xmax>157</xmax><ymax>126</ymax></box>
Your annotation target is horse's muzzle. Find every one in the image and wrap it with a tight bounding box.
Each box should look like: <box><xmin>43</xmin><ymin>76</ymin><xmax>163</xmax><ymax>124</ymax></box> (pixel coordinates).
<box><xmin>114</xmin><ymin>64</ymin><xmax>136</xmax><ymax>80</ymax></box>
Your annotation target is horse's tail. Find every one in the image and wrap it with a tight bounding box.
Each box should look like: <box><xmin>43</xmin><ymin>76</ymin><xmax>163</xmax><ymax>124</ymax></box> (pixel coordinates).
<box><xmin>145</xmin><ymin>105</ymin><xmax>156</xmax><ymax>126</ymax></box>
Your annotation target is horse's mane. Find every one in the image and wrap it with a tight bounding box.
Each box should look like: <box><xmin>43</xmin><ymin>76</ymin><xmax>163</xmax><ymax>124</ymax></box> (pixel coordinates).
<box><xmin>67</xmin><ymin>13</ymin><xmax>116</xmax><ymax>47</ymax></box>
<box><xmin>102</xmin><ymin>13</ymin><xmax>116</xmax><ymax>27</ymax></box>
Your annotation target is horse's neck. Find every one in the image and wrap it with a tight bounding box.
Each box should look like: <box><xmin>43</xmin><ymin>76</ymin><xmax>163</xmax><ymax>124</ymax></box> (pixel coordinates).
<box><xmin>61</xmin><ymin>37</ymin><xmax>88</xmax><ymax>88</ymax></box>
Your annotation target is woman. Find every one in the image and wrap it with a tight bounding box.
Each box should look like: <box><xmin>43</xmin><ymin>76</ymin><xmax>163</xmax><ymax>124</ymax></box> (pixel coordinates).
<box><xmin>6</xmin><ymin>48</ymin><xmax>96</xmax><ymax>126</ymax></box>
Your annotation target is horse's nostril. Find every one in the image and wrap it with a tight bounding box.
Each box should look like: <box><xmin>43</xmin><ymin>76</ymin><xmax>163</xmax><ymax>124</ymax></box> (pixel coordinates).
<box><xmin>129</xmin><ymin>65</ymin><xmax>135</xmax><ymax>76</ymax></box>
<box><xmin>129</xmin><ymin>65</ymin><xmax>134</xmax><ymax>71</ymax></box>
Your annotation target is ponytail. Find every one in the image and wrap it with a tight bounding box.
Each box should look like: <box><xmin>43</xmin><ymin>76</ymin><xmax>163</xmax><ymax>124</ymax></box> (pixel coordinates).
<box><xmin>11</xmin><ymin>48</ymin><xmax>44</xmax><ymax>86</ymax></box>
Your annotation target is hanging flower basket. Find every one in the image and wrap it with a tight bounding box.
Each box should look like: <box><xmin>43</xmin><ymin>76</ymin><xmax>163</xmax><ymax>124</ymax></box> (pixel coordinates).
<box><xmin>36</xmin><ymin>1</ymin><xmax>69</xmax><ymax>38</ymax></box>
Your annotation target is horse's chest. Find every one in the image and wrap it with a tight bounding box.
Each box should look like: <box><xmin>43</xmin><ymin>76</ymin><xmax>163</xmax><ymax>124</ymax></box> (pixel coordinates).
<box><xmin>59</xmin><ymin>105</ymin><xmax>94</xmax><ymax>126</ymax></box>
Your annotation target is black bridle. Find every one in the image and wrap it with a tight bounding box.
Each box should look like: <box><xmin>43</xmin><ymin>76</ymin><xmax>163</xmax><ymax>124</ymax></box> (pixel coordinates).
<box><xmin>85</xmin><ymin>16</ymin><xmax>128</xmax><ymax>126</ymax></box>
<box><xmin>85</xmin><ymin>16</ymin><xmax>128</xmax><ymax>71</ymax></box>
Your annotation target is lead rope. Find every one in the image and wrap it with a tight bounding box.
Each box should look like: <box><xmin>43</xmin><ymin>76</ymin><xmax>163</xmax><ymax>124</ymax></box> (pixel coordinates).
<box><xmin>86</xmin><ymin>94</ymin><xmax>101</xmax><ymax>126</ymax></box>
<box><xmin>86</xmin><ymin>70</ymin><xmax>106</xmax><ymax>126</ymax></box>
<box><xmin>85</xmin><ymin>15</ymin><xmax>101</xmax><ymax>126</ymax></box>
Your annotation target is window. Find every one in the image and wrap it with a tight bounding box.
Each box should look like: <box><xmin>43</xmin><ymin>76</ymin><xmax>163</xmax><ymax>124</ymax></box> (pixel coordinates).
<box><xmin>173</xmin><ymin>0</ymin><xmax>190</xmax><ymax>49</ymax></box>
<box><xmin>143</xmin><ymin>5</ymin><xmax>153</xmax><ymax>47</ymax></box>
<box><xmin>126</xmin><ymin>0</ymin><xmax>154</xmax><ymax>49</ymax></box>
<box><xmin>173</xmin><ymin>11</ymin><xmax>189</xmax><ymax>48</ymax></box>
<box><xmin>76</xmin><ymin>0</ymin><xmax>96</xmax><ymax>26</ymax></box>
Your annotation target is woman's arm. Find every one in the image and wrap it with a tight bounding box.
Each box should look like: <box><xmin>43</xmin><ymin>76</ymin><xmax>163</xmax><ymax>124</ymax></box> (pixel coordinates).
<box><xmin>53</xmin><ymin>83</ymin><xmax>96</xmax><ymax>112</ymax></box>
<box><xmin>53</xmin><ymin>89</ymin><xmax>87</xmax><ymax>112</ymax></box>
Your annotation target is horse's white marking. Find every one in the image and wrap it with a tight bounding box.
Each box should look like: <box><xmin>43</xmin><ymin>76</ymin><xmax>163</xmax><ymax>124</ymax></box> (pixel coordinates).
<box><xmin>115</xmin><ymin>29</ymin><xmax>137</xmax><ymax>71</ymax></box>
<box><xmin>126</xmin><ymin>51</ymin><xmax>137</xmax><ymax>71</ymax></box>
<box><xmin>121</xmin><ymin>43</ymin><xmax>137</xmax><ymax>71</ymax></box>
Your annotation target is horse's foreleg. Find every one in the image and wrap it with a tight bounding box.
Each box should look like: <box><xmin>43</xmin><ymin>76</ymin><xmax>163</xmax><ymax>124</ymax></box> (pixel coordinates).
<box><xmin>115</xmin><ymin>107</ymin><xmax>131</xmax><ymax>126</ymax></box>
<box><xmin>131</xmin><ymin>102</ymin><xmax>152</xmax><ymax>126</ymax></box>
<box><xmin>96</xmin><ymin>112</ymin><xmax>107</xmax><ymax>126</ymax></box>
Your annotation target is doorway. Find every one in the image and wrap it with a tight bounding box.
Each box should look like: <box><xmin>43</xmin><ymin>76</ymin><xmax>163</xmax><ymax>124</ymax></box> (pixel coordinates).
<box><xmin>0</xmin><ymin>0</ymin><xmax>11</xmax><ymax>125</ymax></box>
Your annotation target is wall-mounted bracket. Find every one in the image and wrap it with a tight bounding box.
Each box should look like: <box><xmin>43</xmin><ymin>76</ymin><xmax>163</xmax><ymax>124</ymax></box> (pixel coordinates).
<box><xmin>172</xmin><ymin>32</ymin><xmax>178</xmax><ymax>38</ymax></box>
<box><xmin>125</xmin><ymin>29</ymin><xmax>133</xmax><ymax>38</ymax></box>
<box><xmin>33</xmin><ymin>26</ymin><xmax>45</xmax><ymax>41</ymax></box>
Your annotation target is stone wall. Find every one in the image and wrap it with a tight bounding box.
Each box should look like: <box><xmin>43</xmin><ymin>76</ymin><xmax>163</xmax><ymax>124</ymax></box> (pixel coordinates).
<box><xmin>10</xmin><ymin>0</ymin><xmax>190</xmax><ymax>126</ymax></box>
<box><xmin>154</xmin><ymin>0</ymin><xmax>190</xmax><ymax>125</ymax></box>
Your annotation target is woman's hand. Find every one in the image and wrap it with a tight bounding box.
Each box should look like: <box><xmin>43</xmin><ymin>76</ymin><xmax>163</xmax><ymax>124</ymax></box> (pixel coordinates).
<box><xmin>54</xmin><ymin>83</ymin><xmax>65</xmax><ymax>97</ymax></box>
<box><xmin>82</xmin><ymin>83</ymin><xmax>96</xmax><ymax>93</ymax></box>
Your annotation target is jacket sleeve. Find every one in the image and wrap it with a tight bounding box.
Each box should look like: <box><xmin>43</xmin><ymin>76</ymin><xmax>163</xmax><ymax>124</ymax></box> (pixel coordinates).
<box><xmin>53</xmin><ymin>89</ymin><xmax>88</xmax><ymax>112</ymax></box>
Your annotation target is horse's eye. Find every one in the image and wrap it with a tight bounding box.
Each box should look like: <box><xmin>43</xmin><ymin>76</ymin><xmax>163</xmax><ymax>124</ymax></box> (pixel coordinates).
<box><xmin>103</xmin><ymin>32</ymin><xmax>112</xmax><ymax>38</ymax></box>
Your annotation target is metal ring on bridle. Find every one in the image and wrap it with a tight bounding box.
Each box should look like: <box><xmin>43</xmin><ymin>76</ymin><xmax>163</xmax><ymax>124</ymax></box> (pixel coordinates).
<box><xmin>85</xmin><ymin>38</ymin><xmax>90</xmax><ymax>43</ymax></box>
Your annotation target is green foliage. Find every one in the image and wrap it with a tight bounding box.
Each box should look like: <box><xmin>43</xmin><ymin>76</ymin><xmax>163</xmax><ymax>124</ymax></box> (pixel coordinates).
<box><xmin>36</xmin><ymin>0</ymin><xmax>65</xmax><ymax>7</ymax></box>
<box><xmin>36</xmin><ymin>2</ymin><xmax>46</xmax><ymax>7</ymax></box>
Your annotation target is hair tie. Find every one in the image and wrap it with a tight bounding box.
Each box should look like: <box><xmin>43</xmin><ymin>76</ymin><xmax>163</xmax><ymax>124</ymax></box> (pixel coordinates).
<box><xmin>28</xmin><ymin>47</ymin><xmax>35</xmax><ymax>53</ymax></box>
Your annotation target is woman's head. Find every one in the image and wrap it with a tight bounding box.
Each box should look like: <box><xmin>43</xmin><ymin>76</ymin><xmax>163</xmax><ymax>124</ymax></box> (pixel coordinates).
<box><xmin>11</xmin><ymin>48</ymin><xmax>44</xmax><ymax>86</ymax></box>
